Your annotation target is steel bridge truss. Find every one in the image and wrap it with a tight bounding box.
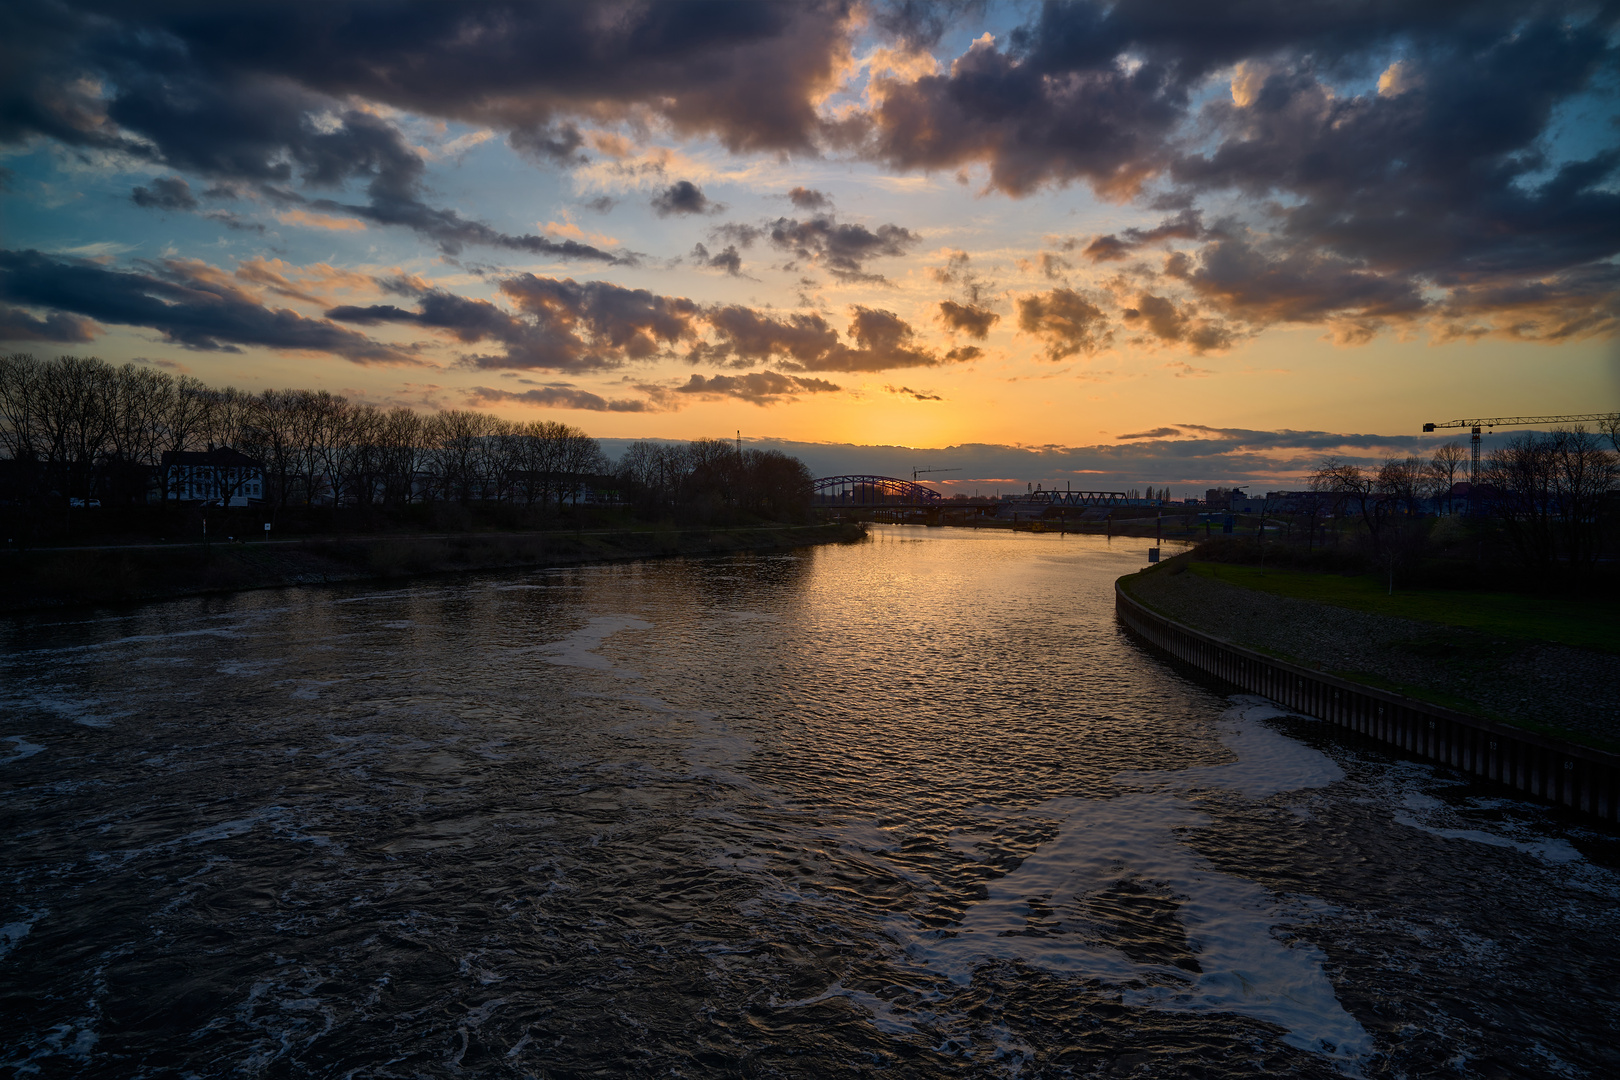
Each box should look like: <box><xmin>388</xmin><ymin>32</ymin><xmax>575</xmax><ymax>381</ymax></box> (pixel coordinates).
<box><xmin>812</xmin><ymin>476</ymin><xmax>1136</xmax><ymax>509</ymax></box>
<box><xmin>1011</xmin><ymin>489</ymin><xmax>1133</xmax><ymax>507</ymax></box>
<box><xmin>812</xmin><ymin>475</ymin><xmax>943</xmax><ymax>506</ymax></box>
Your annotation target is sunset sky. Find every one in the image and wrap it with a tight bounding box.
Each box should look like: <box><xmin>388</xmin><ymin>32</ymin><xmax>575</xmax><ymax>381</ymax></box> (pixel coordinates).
<box><xmin>3</xmin><ymin>1</ymin><xmax>1617</xmax><ymax>494</ymax></box>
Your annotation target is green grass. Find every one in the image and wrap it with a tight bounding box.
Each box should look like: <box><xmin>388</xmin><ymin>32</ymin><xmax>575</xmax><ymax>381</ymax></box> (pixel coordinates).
<box><xmin>1187</xmin><ymin>561</ymin><xmax>1620</xmax><ymax>653</ymax></box>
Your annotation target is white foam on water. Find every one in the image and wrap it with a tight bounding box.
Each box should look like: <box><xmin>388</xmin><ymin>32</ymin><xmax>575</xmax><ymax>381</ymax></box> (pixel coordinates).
<box><xmin>4</xmin><ymin>692</ymin><xmax>129</xmax><ymax>729</ymax></box>
<box><xmin>1117</xmin><ymin>696</ymin><xmax>1345</xmax><ymax>798</ymax></box>
<box><xmin>2</xmin><ymin>735</ymin><xmax>46</xmax><ymax>764</ymax></box>
<box><xmin>1393</xmin><ymin>815</ymin><xmax>1585</xmax><ymax>863</ymax></box>
<box><xmin>1393</xmin><ymin>792</ymin><xmax>1585</xmax><ymax>864</ymax></box>
<box><xmin>877</xmin><ymin>695</ymin><xmax>1371</xmax><ymax>1071</ymax></box>
<box><xmin>539</xmin><ymin>615</ymin><xmax>652</xmax><ymax>672</ymax></box>
<box><xmin>0</xmin><ymin>917</ymin><xmax>36</xmax><ymax>960</ymax></box>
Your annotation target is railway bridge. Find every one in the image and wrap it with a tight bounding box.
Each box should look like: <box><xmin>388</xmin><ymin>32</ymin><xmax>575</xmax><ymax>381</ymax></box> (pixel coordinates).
<box><xmin>812</xmin><ymin>475</ymin><xmax>1138</xmax><ymax>510</ymax></box>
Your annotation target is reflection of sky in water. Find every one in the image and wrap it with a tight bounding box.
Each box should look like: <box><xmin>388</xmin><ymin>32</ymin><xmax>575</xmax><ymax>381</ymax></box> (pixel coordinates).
<box><xmin>1</xmin><ymin>529</ymin><xmax>1616</xmax><ymax>1078</ymax></box>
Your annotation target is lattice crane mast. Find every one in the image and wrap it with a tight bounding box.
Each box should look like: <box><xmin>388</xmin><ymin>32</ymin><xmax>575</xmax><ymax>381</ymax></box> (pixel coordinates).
<box><xmin>1421</xmin><ymin>413</ymin><xmax>1619</xmax><ymax>482</ymax></box>
<box><xmin>912</xmin><ymin>467</ymin><xmax>962</xmax><ymax>482</ymax></box>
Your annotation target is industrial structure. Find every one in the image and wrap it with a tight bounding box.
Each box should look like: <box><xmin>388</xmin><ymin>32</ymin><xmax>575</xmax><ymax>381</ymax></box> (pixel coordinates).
<box><xmin>1422</xmin><ymin>413</ymin><xmax>1619</xmax><ymax>482</ymax></box>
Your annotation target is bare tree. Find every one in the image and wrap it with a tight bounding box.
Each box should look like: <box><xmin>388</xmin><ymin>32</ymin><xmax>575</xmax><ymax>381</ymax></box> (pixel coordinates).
<box><xmin>1427</xmin><ymin>441</ymin><xmax>1467</xmax><ymax>516</ymax></box>
<box><xmin>1310</xmin><ymin>459</ymin><xmax>1390</xmax><ymax>555</ymax></box>
<box><xmin>1482</xmin><ymin>433</ymin><xmax>1558</xmax><ymax>572</ymax></box>
<box><xmin>1548</xmin><ymin>426</ymin><xmax>1618</xmax><ymax>569</ymax></box>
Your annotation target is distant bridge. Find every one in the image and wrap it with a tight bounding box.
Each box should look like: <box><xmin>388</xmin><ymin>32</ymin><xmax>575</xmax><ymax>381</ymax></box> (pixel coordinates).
<box><xmin>812</xmin><ymin>475</ymin><xmax>943</xmax><ymax>506</ymax></box>
<box><xmin>1008</xmin><ymin>489</ymin><xmax>1137</xmax><ymax>508</ymax></box>
<box><xmin>812</xmin><ymin>476</ymin><xmax>1148</xmax><ymax>511</ymax></box>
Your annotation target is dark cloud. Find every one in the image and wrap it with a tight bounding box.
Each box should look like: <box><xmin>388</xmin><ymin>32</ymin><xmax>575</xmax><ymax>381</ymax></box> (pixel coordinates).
<box><xmin>330</xmin><ymin>274</ymin><xmax>701</xmax><ymax>373</ymax></box>
<box><xmin>693</xmin><ymin>303</ymin><xmax>964</xmax><ymax>373</ymax></box>
<box><xmin>330</xmin><ymin>274</ymin><xmax>954</xmax><ymax>375</ymax></box>
<box><xmin>1083</xmin><ymin>209</ymin><xmax>1205</xmax><ymax>262</ymax></box>
<box><xmin>674</xmin><ymin>371</ymin><xmax>841</xmax><ymax>405</ymax></box>
<box><xmin>1017</xmin><ymin>288</ymin><xmax>1111</xmax><ymax>359</ymax></box>
<box><xmin>204</xmin><ymin>210</ymin><xmax>266</xmax><ymax>233</ymax></box>
<box><xmin>885</xmin><ymin>384</ymin><xmax>943</xmax><ymax>401</ymax></box>
<box><xmin>1120</xmin><ymin>292</ymin><xmax>1233</xmax><ymax>353</ymax></box>
<box><xmin>938</xmin><ymin>299</ymin><xmax>999</xmax><ymax>339</ymax></box>
<box><xmin>0</xmin><ymin>249</ymin><xmax>416</xmax><ymax>364</ymax></box>
<box><xmin>863</xmin><ymin>5</ymin><xmax>1620</xmax><ymax>341</ymax></box>
<box><xmin>711</xmin><ymin>222</ymin><xmax>765</xmax><ymax>248</ymax></box>
<box><xmin>787</xmin><ymin>186</ymin><xmax>832</xmax><ymax>210</ymax></box>
<box><xmin>868</xmin><ymin>0</ymin><xmax>987</xmax><ymax>50</ymax></box>
<box><xmin>825</xmin><ymin>306</ymin><xmax>937</xmax><ymax>371</ymax></box>
<box><xmin>0</xmin><ymin>2</ymin><xmax>853</xmax><ymax>171</ymax></box>
<box><xmin>1168</xmin><ymin>233</ymin><xmax>1425</xmax><ymax>342</ymax></box>
<box><xmin>130</xmin><ymin>176</ymin><xmax>198</xmax><ymax>211</ymax></box>
<box><xmin>1116</xmin><ymin>427</ymin><xmax>1183</xmax><ymax>440</ymax></box>
<box><xmin>582</xmin><ymin>196</ymin><xmax>617</xmax><ymax>214</ymax></box>
<box><xmin>0</xmin><ymin>304</ymin><xmax>98</xmax><ymax>343</ymax></box>
<box><xmin>651</xmin><ymin>180</ymin><xmax>717</xmax><ymax>216</ymax></box>
<box><xmin>307</xmin><ymin>192</ymin><xmax>621</xmax><ymax>262</ymax></box>
<box><xmin>766</xmin><ymin>215</ymin><xmax>918</xmax><ymax>283</ymax></box>
<box><xmin>692</xmin><ymin>306</ymin><xmax>842</xmax><ymax>369</ymax></box>
<box><xmin>466</xmin><ymin>385</ymin><xmax>652</xmax><ymax>412</ymax></box>
<box><xmin>691</xmin><ymin>243</ymin><xmax>743</xmax><ymax>275</ymax></box>
<box><xmin>1</xmin><ymin>8</ymin><xmax>627</xmax><ymax>261</ymax></box>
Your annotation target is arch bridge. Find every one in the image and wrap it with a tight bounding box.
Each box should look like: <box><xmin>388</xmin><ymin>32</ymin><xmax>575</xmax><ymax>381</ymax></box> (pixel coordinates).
<box><xmin>813</xmin><ymin>475</ymin><xmax>943</xmax><ymax>507</ymax></box>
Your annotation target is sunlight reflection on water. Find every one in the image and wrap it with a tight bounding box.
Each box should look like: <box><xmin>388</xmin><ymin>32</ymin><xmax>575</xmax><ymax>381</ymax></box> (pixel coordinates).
<box><xmin>2</xmin><ymin>527</ymin><xmax>1616</xmax><ymax>1077</ymax></box>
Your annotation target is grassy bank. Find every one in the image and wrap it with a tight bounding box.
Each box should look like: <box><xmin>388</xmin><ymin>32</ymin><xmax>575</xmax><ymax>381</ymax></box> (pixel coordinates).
<box><xmin>0</xmin><ymin>523</ymin><xmax>866</xmax><ymax>613</ymax></box>
<box><xmin>1186</xmin><ymin>561</ymin><xmax>1619</xmax><ymax>654</ymax></box>
<box><xmin>1121</xmin><ymin>552</ymin><xmax>1620</xmax><ymax>751</ymax></box>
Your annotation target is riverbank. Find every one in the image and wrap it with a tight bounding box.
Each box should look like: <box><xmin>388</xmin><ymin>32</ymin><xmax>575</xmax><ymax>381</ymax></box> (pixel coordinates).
<box><xmin>0</xmin><ymin>522</ymin><xmax>865</xmax><ymax>613</ymax></box>
<box><xmin>1121</xmin><ymin>553</ymin><xmax>1620</xmax><ymax>751</ymax></box>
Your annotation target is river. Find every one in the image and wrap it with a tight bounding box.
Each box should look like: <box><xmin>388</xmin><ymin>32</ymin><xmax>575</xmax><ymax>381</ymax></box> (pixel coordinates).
<box><xmin>2</xmin><ymin>527</ymin><xmax>1616</xmax><ymax>1077</ymax></box>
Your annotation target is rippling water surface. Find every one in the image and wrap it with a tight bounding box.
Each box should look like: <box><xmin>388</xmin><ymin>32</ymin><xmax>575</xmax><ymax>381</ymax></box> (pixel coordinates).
<box><xmin>3</xmin><ymin>528</ymin><xmax>1617</xmax><ymax>1078</ymax></box>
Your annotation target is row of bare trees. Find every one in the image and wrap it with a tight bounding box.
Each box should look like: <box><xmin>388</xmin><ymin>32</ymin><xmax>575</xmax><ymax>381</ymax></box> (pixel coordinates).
<box><xmin>0</xmin><ymin>354</ymin><xmax>606</xmax><ymax>510</ymax></box>
<box><xmin>1481</xmin><ymin>427</ymin><xmax>1619</xmax><ymax>570</ymax></box>
<box><xmin>616</xmin><ymin>439</ymin><xmax>814</xmax><ymax>522</ymax></box>
<box><xmin>1313</xmin><ymin>428</ymin><xmax>1619</xmax><ymax>570</ymax></box>
<box><xmin>1</xmin><ymin>354</ymin><xmax>821</xmax><ymax>525</ymax></box>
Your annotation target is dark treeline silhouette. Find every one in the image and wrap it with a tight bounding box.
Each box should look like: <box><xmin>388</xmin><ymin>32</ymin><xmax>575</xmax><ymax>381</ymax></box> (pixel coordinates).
<box><xmin>615</xmin><ymin>439</ymin><xmax>812</xmax><ymax>524</ymax></box>
<box><xmin>0</xmin><ymin>354</ymin><xmax>816</xmax><ymax>540</ymax></box>
<box><xmin>1214</xmin><ymin>427</ymin><xmax>1620</xmax><ymax>591</ymax></box>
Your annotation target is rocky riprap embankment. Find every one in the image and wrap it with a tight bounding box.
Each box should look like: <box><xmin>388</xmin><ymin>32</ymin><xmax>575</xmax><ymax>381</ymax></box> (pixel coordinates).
<box><xmin>1127</xmin><ymin>566</ymin><xmax>1620</xmax><ymax>748</ymax></box>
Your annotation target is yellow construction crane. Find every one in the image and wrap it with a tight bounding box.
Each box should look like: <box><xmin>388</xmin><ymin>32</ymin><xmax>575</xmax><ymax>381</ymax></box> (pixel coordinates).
<box><xmin>1422</xmin><ymin>413</ymin><xmax>1618</xmax><ymax>482</ymax></box>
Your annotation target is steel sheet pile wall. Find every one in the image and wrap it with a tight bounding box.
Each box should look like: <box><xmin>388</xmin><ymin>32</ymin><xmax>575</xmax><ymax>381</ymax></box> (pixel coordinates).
<box><xmin>1116</xmin><ymin>582</ymin><xmax>1620</xmax><ymax>821</ymax></box>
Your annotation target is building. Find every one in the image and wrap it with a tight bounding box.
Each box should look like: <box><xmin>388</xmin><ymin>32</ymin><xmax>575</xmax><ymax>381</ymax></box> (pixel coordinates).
<box><xmin>160</xmin><ymin>447</ymin><xmax>264</xmax><ymax>506</ymax></box>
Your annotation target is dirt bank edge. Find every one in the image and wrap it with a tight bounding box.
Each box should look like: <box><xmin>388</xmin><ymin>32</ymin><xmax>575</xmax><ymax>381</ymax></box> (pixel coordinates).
<box><xmin>0</xmin><ymin>523</ymin><xmax>867</xmax><ymax>614</ymax></box>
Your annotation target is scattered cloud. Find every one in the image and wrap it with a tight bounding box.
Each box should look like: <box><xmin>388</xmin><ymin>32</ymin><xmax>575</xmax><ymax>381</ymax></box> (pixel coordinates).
<box><xmin>885</xmin><ymin>384</ymin><xmax>943</xmax><ymax>401</ymax></box>
<box><xmin>275</xmin><ymin>208</ymin><xmax>367</xmax><ymax>232</ymax></box>
<box><xmin>467</xmin><ymin>385</ymin><xmax>655</xmax><ymax>412</ymax></box>
<box><xmin>130</xmin><ymin>177</ymin><xmax>198</xmax><ymax>211</ymax></box>
<box><xmin>0</xmin><ymin>304</ymin><xmax>100</xmax><ymax>343</ymax></box>
<box><xmin>938</xmin><ymin>299</ymin><xmax>999</xmax><ymax>339</ymax></box>
<box><xmin>766</xmin><ymin>214</ymin><xmax>918</xmax><ymax>283</ymax></box>
<box><xmin>674</xmin><ymin>371</ymin><xmax>842</xmax><ymax>405</ymax></box>
<box><xmin>0</xmin><ymin>249</ymin><xmax>418</xmax><ymax>364</ymax></box>
<box><xmin>651</xmin><ymin>180</ymin><xmax>719</xmax><ymax>216</ymax></box>
<box><xmin>1017</xmin><ymin>287</ymin><xmax>1111</xmax><ymax>360</ymax></box>
<box><xmin>787</xmin><ymin>186</ymin><xmax>832</xmax><ymax>210</ymax></box>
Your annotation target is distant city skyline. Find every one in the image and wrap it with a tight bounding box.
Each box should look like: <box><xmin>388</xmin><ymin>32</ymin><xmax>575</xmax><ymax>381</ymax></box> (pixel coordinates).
<box><xmin>3</xmin><ymin>1</ymin><xmax>1616</xmax><ymax>489</ymax></box>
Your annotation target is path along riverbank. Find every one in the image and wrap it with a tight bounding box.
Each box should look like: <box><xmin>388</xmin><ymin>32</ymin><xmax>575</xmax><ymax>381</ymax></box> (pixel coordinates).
<box><xmin>0</xmin><ymin>522</ymin><xmax>865</xmax><ymax>613</ymax></box>
<box><xmin>1121</xmin><ymin>554</ymin><xmax>1620</xmax><ymax>753</ymax></box>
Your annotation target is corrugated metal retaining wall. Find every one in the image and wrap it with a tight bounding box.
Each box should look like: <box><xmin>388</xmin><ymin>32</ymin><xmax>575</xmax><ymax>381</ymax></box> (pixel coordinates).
<box><xmin>1116</xmin><ymin>580</ymin><xmax>1620</xmax><ymax>822</ymax></box>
